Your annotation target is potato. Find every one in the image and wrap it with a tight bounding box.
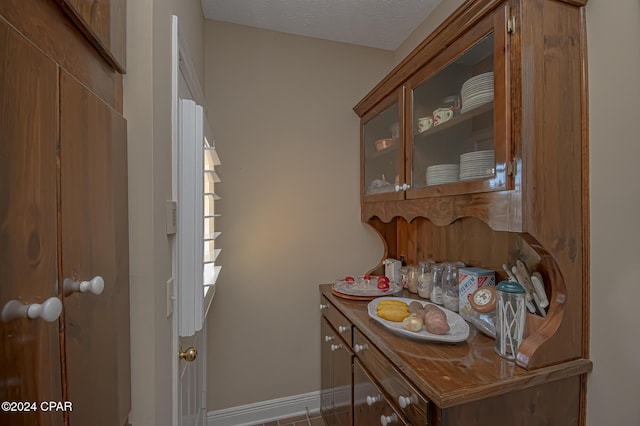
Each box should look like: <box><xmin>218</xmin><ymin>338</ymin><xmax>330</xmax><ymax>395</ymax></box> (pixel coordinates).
<box><xmin>408</xmin><ymin>301</ymin><xmax>424</xmax><ymax>315</ymax></box>
<box><xmin>423</xmin><ymin>305</ymin><xmax>450</xmax><ymax>335</ymax></box>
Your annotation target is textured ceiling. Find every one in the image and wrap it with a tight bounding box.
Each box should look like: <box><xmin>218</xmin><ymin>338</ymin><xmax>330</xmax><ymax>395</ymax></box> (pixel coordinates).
<box><xmin>201</xmin><ymin>0</ymin><xmax>443</xmax><ymax>51</ymax></box>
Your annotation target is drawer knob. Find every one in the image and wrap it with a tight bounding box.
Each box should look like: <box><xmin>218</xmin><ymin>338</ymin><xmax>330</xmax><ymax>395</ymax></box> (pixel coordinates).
<box><xmin>324</xmin><ymin>335</ymin><xmax>336</xmax><ymax>342</ymax></box>
<box><xmin>366</xmin><ymin>395</ymin><xmax>381</xmax><ymax>406</ymax></box>
<box><xmin>398</xmin><ymin>395</ymin><xmax>415</xmax><ymax>408</ymax></box>
<box><xmin>338</xmin><ymin>325</ymin><xmax>349</xmax><ymax>333</ymax></box>
<box><xmin>319</xmin><ymin>303</ymin><xmax>329</xmax><ymax>310</ymax></box>
<box><xmin>354</xmin><ymin>343</ymin><xmax>368</xmax><ymax>353</ymax></box>
<box><xmin>330</xmin><ymin>344</ymin><xmax>343</xmax><ymax>351</ymax></box>
<box><xmin>1</xmin><ymin>297</ymin><xmax>63</xmax><ymax>323</ymax></box>
<box><xmin>380</xmin><ymin>413</ymin><xmax>399</xmax><ymax>425</ymax></box>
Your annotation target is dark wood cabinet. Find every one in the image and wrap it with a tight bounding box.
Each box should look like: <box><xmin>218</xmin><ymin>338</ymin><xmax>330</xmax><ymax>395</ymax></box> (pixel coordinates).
<box><xmin>355</xmin><ymin>0</ymin><xmax>590</xmax><ymax>374</ymax></box>
<box><xmin>320</xmin><ymin>285</ymin><xmax>591</xmax><ymax>426</ymax></box>
<box><xmin>0</xmin><ymin>1</ymin><xmax>129</xmax><ymax>425</ymax></box>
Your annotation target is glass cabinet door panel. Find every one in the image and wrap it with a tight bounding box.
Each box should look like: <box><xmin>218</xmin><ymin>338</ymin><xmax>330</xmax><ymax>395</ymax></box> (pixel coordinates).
<box><xmin>407</xmin><ymin>5</ymin><xmax>510</xmax><ymax>198</ymax></box>
<box><xmin>362</xmin><ymin>90</ymin><xmax>404</xmax><ymax>200</ymax></box>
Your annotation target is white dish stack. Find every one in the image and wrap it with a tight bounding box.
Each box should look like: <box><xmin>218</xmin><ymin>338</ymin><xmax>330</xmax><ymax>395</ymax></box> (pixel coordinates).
<box><xmin>459</xmin><ymin>150</ymin><xmax>495</xmax><ymax>181</ymax></box>
<box><xmin>460</xmin><ymin>72</ymin><xmax>494</xmax><ymax>114</ymax></box>
<box><xmin>426</xmin><ymin>164</ymin><xmax>460</xmax><ymax>186</ymax></box>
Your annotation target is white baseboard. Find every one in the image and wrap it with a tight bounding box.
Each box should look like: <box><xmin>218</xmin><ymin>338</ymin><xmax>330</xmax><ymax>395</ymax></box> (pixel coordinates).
<box><xmin>207</xmin><ymin>391</ymin><xmax>321</xmax><ymax>426</ymax></box>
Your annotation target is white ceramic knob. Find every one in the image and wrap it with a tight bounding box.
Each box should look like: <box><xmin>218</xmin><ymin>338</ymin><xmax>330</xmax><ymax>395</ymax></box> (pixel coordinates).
<box><xmin>324</xmin><ymin>335</ymin><xmax>335</xmax><ymax>342</ymax></box>
<box><xmin>319</xmin><ymin>304</ymin><xmax>329</xmax><ymax>310</ymax></box>
<box><xmin>64</xmin><ymin>276</ymin><xmax>105</xmax><ymax>296</ymax></box>
<box><xmin>402</xmin><ymin>183</ymin><xmax>411</xmax><ymax>190</ymax></box>
<box><xmin>354</xmin><ymin>343</ymin><xmax>368</xmax><ymax>353</ymax></box>
<box><xmin>338</xmin><ymin>325</ymin><xmax>349</xmax><ymax>333</ymax></box>
<box><xmin>398</xmin><ymin>395</ymin><xmax>413</xmax><ymax>408</ymax></box>
<box><xmin>394</xmin><ymin>184</ymin><xmax>401</xmax><ymax>192</ymax></box>
<box><xmin>366</xmin><ymin>395</ymin><xmax>381</xmax><ymax>406</ymax></box>
<box><xmin>330</xmin><ymin>344</ymin><xmax>342</xmax><ymax>351</ymax></box>
<box><xmin>380</xmin><ymin>413</ymin><xmax>398</xmax><ymax>425</ymax></box>
<box><xmin>1</xmin><ymin>297</ymin><xmax>62</xmax><ymax>323</ymax></box>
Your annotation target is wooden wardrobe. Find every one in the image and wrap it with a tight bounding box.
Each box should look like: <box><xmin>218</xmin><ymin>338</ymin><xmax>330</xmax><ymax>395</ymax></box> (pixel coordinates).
<box><xmin>0</xmin><ymin>1</ymin><xmax>130</xmax><ymax>425</ymax></box>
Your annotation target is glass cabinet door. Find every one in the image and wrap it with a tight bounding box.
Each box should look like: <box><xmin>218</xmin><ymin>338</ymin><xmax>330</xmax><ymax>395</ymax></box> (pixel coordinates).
<box><xmin>362</xmin><ymin>89</ymin><xmax>404</xmax><ymax>201</ymax></box>
<box><xmin>407</xmin><ymin>8</ymin><xmax>510</xmax><ymax>198</ymax></box>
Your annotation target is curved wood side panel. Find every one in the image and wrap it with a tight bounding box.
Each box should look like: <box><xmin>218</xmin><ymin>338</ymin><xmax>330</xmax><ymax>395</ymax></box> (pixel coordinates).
<box><xmin>516</xmin><ymin>233</ymin><xmax>568</xmax><ymax>369</ymax></box>
<box><xmin>363</xmin><ymin>219</ymin><xmax>393</xmax><ymax>276</ymax></box>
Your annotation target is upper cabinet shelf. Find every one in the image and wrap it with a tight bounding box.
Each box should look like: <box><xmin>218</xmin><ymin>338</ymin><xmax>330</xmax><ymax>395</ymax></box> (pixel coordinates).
<box><xmin>359</xmin><ymin>5</ymin><xmax>511</xmax><ymax>208</ymax></box>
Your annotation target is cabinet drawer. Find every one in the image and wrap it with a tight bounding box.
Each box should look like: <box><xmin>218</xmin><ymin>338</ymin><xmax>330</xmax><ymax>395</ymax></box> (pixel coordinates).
<box><xmin>354</xmin><ymin>328</ymin><xmax>428</xmax><ymax>425</ymax></box>
<box><xmin>320</xmin><ymin>295</ymin><xmax>352</xmax><ymax>346</ymax></box>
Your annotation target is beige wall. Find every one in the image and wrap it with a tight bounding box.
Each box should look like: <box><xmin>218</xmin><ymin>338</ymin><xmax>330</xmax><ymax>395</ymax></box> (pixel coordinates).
<box><xmin>203</xmin><ymin>21</ymin><xmax>392</xmax><ymax>409</ymax></box>
<box><xmin>585</xmin><ymin>0</ymin><xmax>640</xmax><ymax>423</ymax></box>
<box><xmin>125</xmin><ymin>0</ymin><xmax>204</xmax><ymax>424</ymax></box>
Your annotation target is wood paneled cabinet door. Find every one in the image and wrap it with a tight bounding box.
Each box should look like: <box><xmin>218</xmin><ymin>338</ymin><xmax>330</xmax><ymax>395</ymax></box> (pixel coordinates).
<box><xmin>0</xmin><ymin>15</ymin><xmax>130</xmax><ymax>426</ymax></box>
<box><xmin>59</xmin><ymin>71</ymin><xmax>130</xmax><ymax>426</ymax></box>
<box><xmin>320</xmin><ymin>318</ymin><xmax>352</xmax><ymax>426</ymax></box>
<box><xmin>56</xmin><ymin>0</ymin><xmax>126</xmax><ymax>72</ymax></box>
<box><xmin>353</xmin><ymin>360</ymin><xmax>408</xmax><ymax>426</ymax></box>
<box><xmin>0</xmin><ymin>15</ymin><xmax>63</xmax><ymax>426</ymax></box>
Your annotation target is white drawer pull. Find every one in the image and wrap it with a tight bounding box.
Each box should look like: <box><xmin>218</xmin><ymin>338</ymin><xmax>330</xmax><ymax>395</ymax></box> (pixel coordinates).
<box><xmin>319</xmin><ymin>303</ymin><xmax>329</xmax><ymax>310</ymax></box>
<box><xmin>338</xmin><ymin>325</ymin><xmax>349</xmax><ymax>333</ymax></box>
<box><xmin>398</xmin><ymin>395</ymin><xmax>415</xmax><ymax>408</ymax></box>
<box><xmin>366</xmin><ymin>395</ymin><xmax>381</xmax><ymax>406</ymax></box>
<box><xmin>380</xmin><ymin>413</ymin><xmax>398</xmax><ymax>425</ymax></box>
<box><xmin>1</xmin><ymin>297</ymin><xmax>63</xmax><ymax>323</ymax></box>
<box><xmin>63</xmin><ymin>276</ymin><xmax>105</xmax><ymax>296</ymax></box>
<box><xmin>324</xmin><ymin>335</ymin><xmax>336</xmax><ymax>342</ymax></box>
<box><xmin>354</xmin><ymin>343</ymin><xmax>368</xmax><ymax>353</ymax></box>
<box><xmin>330</xmin><ymin>344</ymin><xmax>343</xmax><ymax>351</ymax></box>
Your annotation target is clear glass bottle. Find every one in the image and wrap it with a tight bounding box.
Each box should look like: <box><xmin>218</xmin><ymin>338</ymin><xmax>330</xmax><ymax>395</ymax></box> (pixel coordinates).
<box><xmin>495</xmin><ymin>280</ymin><xmax>527</xmax><ymax>359</ymax></box>
<box><xmin>442</xmin><ymin>262</ymin><xmax>461</xmax><ymax>312</ymax></box>
<box><xmin>429</xmin><ymin>264</ymin><xmax>444</xmax><ymax>305</ymax></box>
<box><xmin>406</xmin><ymin>265</ymin><xmax>419</xmax><ymax>293</ymax></box>
<box><xmin>417</xmin><ymin>261</ymin><xmax>434</xmax><ymax>299</ymax></box>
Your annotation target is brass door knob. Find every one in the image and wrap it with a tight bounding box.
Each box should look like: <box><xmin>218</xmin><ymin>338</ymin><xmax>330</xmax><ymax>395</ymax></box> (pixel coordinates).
<box><xmin>178</xmin><ymin>347</ymin><xmax>197</xmax><ymax>362</ymax></box>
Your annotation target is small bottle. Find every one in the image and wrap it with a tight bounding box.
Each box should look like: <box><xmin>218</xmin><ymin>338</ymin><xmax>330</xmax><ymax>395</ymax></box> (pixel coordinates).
<box><xmin>429</xmin><ymin>264</ymin><xmax>444</xmax><ymax>305</ymax></box>
<box><xmin>417</xmin><ymin>261</ymin><xmax>434</xmax><ymax>299</ymax></box>
<box><xmin>442</xmin><ymin>262</ymin><xmax>461</xmax><ymax>312</ymax></box>
<box><xmin>495</xmin><ymin>280</ymin><xmax>527</xmax><ymax>360</ymax></box>
<box><xmin>406</xmin><ymin>265</ymin><xmax>419</xmax><ymax>293</ymax></box>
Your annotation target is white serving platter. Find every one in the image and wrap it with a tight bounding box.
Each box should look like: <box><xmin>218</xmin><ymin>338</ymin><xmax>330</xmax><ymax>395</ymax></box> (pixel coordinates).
<box><xmin>368</xmin><ymin>297</ymin><xmax>470</xmax><ymax>343</ymax></box>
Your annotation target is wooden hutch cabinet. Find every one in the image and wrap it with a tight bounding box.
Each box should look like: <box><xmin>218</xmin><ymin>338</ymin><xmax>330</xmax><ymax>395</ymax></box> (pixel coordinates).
<box><xmin>321</xmin><ymin>0</ymin><xmax>592</xmax><ymax>424</ymax></box>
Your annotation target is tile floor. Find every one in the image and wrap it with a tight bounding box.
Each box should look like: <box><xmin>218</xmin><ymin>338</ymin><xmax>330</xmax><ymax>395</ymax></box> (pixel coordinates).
<box><xmin>248</xmin><ymin>411</ymin><xmax>324</xmax><ymax>426</ymax></box>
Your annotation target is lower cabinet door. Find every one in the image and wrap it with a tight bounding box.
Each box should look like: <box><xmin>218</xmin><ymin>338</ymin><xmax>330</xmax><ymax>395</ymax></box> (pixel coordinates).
<box><xmin>321</xmin><ymin>317</ymin><xmax>353</xmax><ymax>426</ymax></box>
<box><xmin>354</xmin><ymin>359</ymin><xmax>408</xmax><ymax>426</ymax></box>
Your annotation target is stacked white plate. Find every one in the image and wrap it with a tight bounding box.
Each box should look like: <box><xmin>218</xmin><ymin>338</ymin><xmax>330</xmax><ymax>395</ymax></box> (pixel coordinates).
<box><xmin>459</xmin><ymin>150</ymin><xmax>495</xmax><ymax>181</ymax></box>
<box><xmin>426</xmin><ymin>164</ymin><xmax>460</xmax><ymax>186</ymax></box>
<box><xmin>461</xmin><ymin>72</ymin><xmax>494</xmax><ymax>114</ymax></box>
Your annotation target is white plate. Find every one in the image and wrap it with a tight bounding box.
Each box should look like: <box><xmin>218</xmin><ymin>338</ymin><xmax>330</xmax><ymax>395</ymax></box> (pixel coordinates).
<box><xmin>368</xmin><ymin>297</ymin><xmax>469</xmax><ymax>343</ymax></box>
<box><xmin>333</xmin><ymin>278</ymin><xmax>402</xmax><ymax>297</ymax></box>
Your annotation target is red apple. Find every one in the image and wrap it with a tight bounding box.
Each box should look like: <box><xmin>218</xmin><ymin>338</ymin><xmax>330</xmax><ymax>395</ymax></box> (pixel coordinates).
<box><xmin>345</xmin><ymin>276</ymin><xmax>355</xmax><ymax>283</ymax></box>
<box><xmin>377</xmin><ymin>280</ymin><xmax>390</xmax><ymax>290</ymax></box>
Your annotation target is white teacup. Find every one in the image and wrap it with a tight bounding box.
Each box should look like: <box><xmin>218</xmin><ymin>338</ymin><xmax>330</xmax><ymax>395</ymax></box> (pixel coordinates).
<box><xmin>418</xmin><ymin>116</ymin><xmax>434</xmax><ymax>133</ymax></box>
<box><xmin>433</xmin><ymin>108</ymin><xmax>454</xmax><ymax>126</ymax></box>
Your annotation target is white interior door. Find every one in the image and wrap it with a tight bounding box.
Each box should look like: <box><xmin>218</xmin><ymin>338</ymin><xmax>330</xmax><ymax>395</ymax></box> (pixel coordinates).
<box><xmin>171</xmin><ymin>15</ymin><xmax>214</xmax><ymax>426</ymax></box>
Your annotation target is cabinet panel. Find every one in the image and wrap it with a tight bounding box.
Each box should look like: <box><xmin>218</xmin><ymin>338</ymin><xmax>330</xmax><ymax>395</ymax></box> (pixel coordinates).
<box><xmin>361</xmin><ymin>89</ymin><xmax>405</xmax><ymax>201</ymax></box>
<box><xmin>320</xmin><ymin>317</ymin><xmax>352</xmax><ymax>426</ymax></box>
<box><xmin>406</xmin><ymin>4</ymin><xmax>510</xmax><ymax>198</ymax></box>
<box><xmin>56</xmin><ymin>0</ymin><xmax>126</xmax><ymax>72</ymax></box>
<box><xmin>0</xmin><ymin>16</ymin><xmax>63</xmax><ymax>426</ymax></box>
<box><xmin>354</xmin><ymin>360</ymin><xmax>408</xmax><ymax>426</ymax></box>
<box><xmin>59</xmin><ymin>71</ymin><xmax>130</xmax><ymax>426</ymax></box>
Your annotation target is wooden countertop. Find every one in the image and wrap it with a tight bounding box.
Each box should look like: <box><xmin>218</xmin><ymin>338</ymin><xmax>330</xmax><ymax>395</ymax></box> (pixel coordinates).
<box><xmin>320</xmin><ymin>284</ymin><xmax>592</xmax><ymax>408</ymax></box>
